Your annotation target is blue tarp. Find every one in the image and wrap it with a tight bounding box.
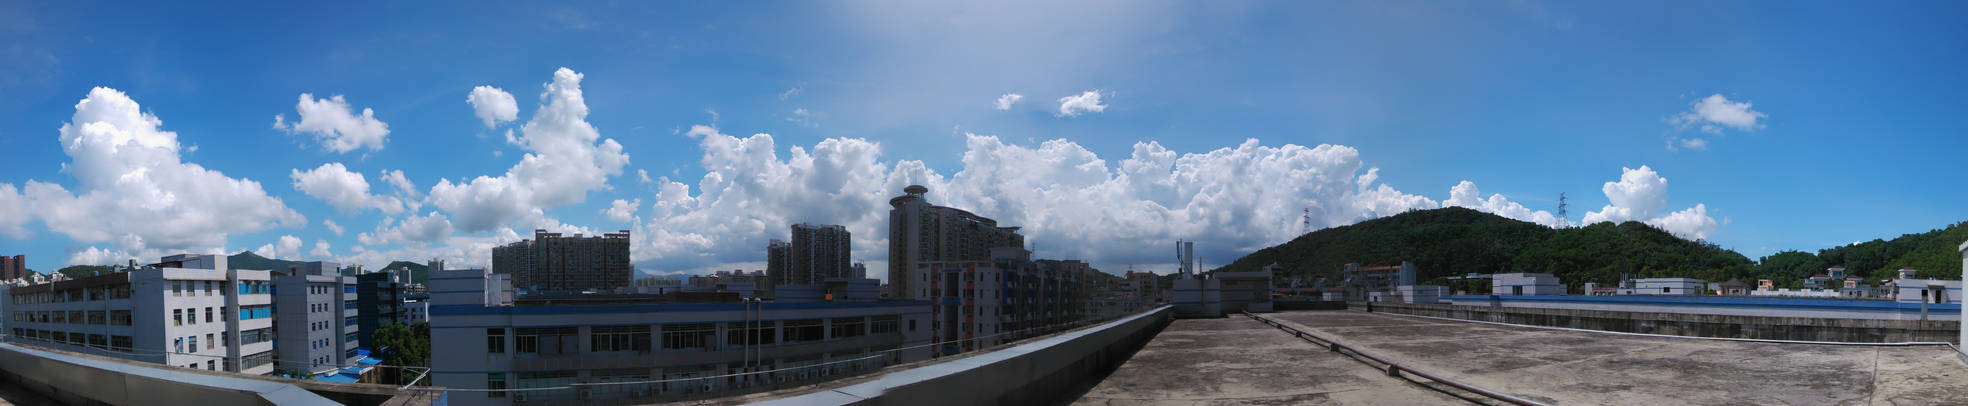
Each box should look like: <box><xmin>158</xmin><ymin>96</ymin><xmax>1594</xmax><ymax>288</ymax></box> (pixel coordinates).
<box><xmin>313</xmin><ymin>374</ymin><xmax>358</xmax><ymax>383</ymax></box>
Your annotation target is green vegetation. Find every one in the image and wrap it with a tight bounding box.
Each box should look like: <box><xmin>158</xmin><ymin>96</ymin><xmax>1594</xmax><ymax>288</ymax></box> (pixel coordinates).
<box><xmin>54</xmin><ymin>265</ymin><xmax>118</xmax><ymax>279</ymax></box>
<box><xmin>1211</xmin><ymin>207</ymin><xmax>1965</xmax><ymax>293</ymax></box>
<box><xmin>372</xmin><ymin>322</ymin><xmax>431</xmax><ymax>385</ymax></box>
<box><xmin>226</xmin><ymin>250</ymin><xmax>304</xmax><ymax>271</ymax></box>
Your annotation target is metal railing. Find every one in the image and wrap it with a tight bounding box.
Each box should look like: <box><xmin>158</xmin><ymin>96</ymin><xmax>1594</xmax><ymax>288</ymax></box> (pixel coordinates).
<box><xmin>1240</xmin><ymin>311</ymin><xmax>1550</xmax><ymax>406</ymax></box>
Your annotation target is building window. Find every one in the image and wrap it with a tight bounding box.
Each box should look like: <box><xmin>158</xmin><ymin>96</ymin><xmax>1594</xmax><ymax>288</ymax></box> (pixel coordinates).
<box><xmin>909</xmin><ymin>319</ymin><xmax>916</xmax><ymax>332</ymax></box>
<box><xmin>1663</xmin><ymin>287</ymin><xmax>1671</xmax><ymax>293</ymax></box>
<box><xmin>591</xmin><ymin>326</ymin><xmax>651</xmax><ymax>353</ymax></box>
<box><xmin>174</xmin><ymin>337</ymin><xmax>184</xmax><ymax>353</ymax></box>
<box><xmin>111</xmin><ymin>310</ymin><xmax>131</xmax><ymax>326</ymax></box>
<box><xmin>88</xmin><ymin>311</ymin><xmax>105</xmax><ymax>325</ymax></box>
<box><xmin>871</xmin><ymin>316</ymin><xmax>899</xmax><ymax>334</ymax></box>
<box><xmin>487</xmin><ymin>373</ymin><xmax>507</xmax><ymax>398</ymax></box>
<box><xmin>172</xmin><ymin>281</ymin><xmax>182</xmax><ymax>296</ymax></box>
<box><xmin>205</xmin><ymin>308</ymin><xmax>214</xmax><ymax>323</ymax></box>
<box><xmin>50</xmin><ymin>311</ymin><xmax>65</xmax><ymax>324</ymax></box>
<box><xmin>111</xmin><ymin>336</ymin><xmax>132</xmax><ymax>352</ymax></box>
<box><xmin>831</xmin><ymin>317</ymin><xmax>866</xmax><ymax>339</ymax></box>
<box><xmin>513</xmin><ymin>327</ymin><xmax>577</xmax><ymax>355</ymax></box>
<box><xmin>207</xmin><ymin>333</ymin><xmax>215</xmax><ymax>350</ymax></box>
<box><xmin>111</xmin><ymin>285</ymin><xmax>132</xmax><ymax>299</ymax></box>
<box><xmin>783</xmin><ymin>319</ymin><xmax>825</xmax><ymax>343</ymax></box>
<box><xmin>207</xmin><ymin>360</ymin><xmax>216</xmax><ymax>370</ymax></box>
<box><xmin>660</xmin><ymin>324</ymin><xmax>716</xmax><ymax>351</ymax></box>
<box><xmin>726</xmin><ymin>322</ymin><xmax>777</xmax><ymax>346</ymax></box>
<box><xmin>487</xmin><ymin>329</ymin><xmax>506</xmax><ymax>353</ymax></box>
<box><xmin>67</xmin><ymin>311</ymin><xmax>83</xmax><ymax>325</ymax></box>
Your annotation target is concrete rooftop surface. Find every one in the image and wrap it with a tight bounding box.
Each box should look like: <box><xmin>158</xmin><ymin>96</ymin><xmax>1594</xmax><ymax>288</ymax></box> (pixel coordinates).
<box><xmin>1071</xmin><ymin>316</ymin><xmax>1492</xmax><ymax>405</ymax></box>
<box><xmin>1086</xmin><ymin>310</ymin><xmax>1968</xmax><ymax>405</ymax></box>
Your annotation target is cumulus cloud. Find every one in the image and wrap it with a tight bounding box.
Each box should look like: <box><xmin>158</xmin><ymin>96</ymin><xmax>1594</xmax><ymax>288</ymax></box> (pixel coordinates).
<box><xmin>274</xmin><ymin>93</ymin><xmax>390</xmax><ymax>153</ymax></box>
<box><xmin>380</xmin><ymin>169</ymin><xmax>417</xmax><ymax>198</ymax></box>
<box><xmin>1672</xmin><ymin>94</ymin><xmax>1766</xmax><ymax>134</ymax></box>
<box><xmin>467</xmin><ymin>86</ymin><xmax>519</xmax><ymax>128</ymax></box>
<box><xmin>428</xmin><ymin>68</ymin><xmax>630</xmax><ymax>232</ymax></box>
<box><xmin>637</xmin><ymin>169</ymin><xmax>654</xmax><ymax>184</ymax></box>
<box><xmin>277</xmin><ymin>235</ymin><xmax>302</xmax><ymax>259</ymax></box>
<box><xmin>1581</xmin><ymin>166</ymin><xmax>1719</xmax><ymax>240</ymax></box>
<box><xmin>68</xmin><ymin>246</ymin><xmax>138</xmax><ymax>266</ymax></box>
<box><xmin>1055</xmin><ymin>90</ymin><xmax>1107</xmax><ymax>117</ymax></box>
<box><xmin>0</xmin><ymin>184</ymin><xmax>29</xmax><ymax>238</ymax></box>
<box><xmin>605</xmin><ymin>199</ymin><xmax>640</xmax><ymax>223</ymax></box>
<box><xmin>323</xmin><ymin>219</ymin><xmax>345</xmax><ymax>236</ymax></box>
<box><xmin>6</xmin><ymin>87</ymin><xmax>305</xmax><ymax>262</ymax></box>
<box><xmin>291</xmin><ymin>163</ymin><xmax>405</xmax><ymax>214</ymax></box>
<box><xmin>632</xmin><ymin>127</ymin><xmax>1440</xmax><ymax>275</ymax></box>
<box><xmin>310</xmin><ymin>240</ymin><xmax>332</xmax><ymax>259</ymax></box>
<box><xmin>357</xmin><ymin>211</ymin><xmax>454</xmax><ymax>247</ymax></box>
<box><xmin>1442</xmin><ymin>181</ymin><xmax>1563</xmax><ymax>227</ymax></box>
<box><xmin>995</xmin><ymin>93</ymin><xmax>1024</xmax><ymax>110</ymax></box>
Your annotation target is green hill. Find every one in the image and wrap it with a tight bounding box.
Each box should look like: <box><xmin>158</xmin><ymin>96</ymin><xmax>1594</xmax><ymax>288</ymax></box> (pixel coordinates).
<box><xmin>380</xmin><ymin>261</ymin><xmax>430</xmax><ymax>285</ymax></box>
<box><xmin>1210</xmin><ymin>207</ymin><xmax>1960</xmax><ymax>293</ymax></box>
<box><xmin>226</xmin><ymin>250</ymin><xmax>305</xmax><ymax>272</ymax></box>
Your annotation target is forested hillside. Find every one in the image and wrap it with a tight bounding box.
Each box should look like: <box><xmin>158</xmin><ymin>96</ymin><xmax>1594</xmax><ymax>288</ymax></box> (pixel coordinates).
<box><xmin>1211</xmin><ymin>208</ymin><xmax>1963</xmax><ymax>292</ymax></box>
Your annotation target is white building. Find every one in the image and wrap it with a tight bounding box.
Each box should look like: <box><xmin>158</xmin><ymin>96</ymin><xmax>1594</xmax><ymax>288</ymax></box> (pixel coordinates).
<box><xmin>1893</xmin><ymin>278</ymin><xmax>1962</xmax><ymax>304</ymax></box>
<box><xmin>3</xmin><ymin>254</ymin><xmax>277</xmax><ymax>375</ymax></box>
<box><xmin>272</xmin><ymin>262</ymin><xmax>360</xmax><ymax>377</ymax></box>
<box><xmin>1631</xmin><ymin>278</ymin><xmax>1706</xmax><ymax>296</ymax></box>
<box><xmin>428</xmin><ymin>269</ymin><xmax>934</xmax><ymax>405</ymax></box>
<box><xmin>406</xmin><ymin>300</ymin><xmax>429</xmax><ymax>323</ymax></box>
<box><xmin>915</xmin><ymin>247</ymin><xmax>1088</xmax><ymax>354</ymax></box>
<box><xmin>1397</xmin><ymin>285</ymin><xmax>1450</xmax><ymax>304</ymax></box>
<box><xmin>1492</xmin><ymin>273</ymin><xmax>1563</xmax><ymax>296</ymax></box>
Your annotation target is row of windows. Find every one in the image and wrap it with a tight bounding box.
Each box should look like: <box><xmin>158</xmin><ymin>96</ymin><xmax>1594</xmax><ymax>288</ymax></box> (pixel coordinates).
<box><xmin>240</xmin><ymin>306</ymin><xmax>272</xmax><ymax>320</ymax></box>
<box><xmin>171</xmin><ymin>280</ymin><xmax>223</xmax><ymax>297</ymax></box>
<box><xmin>9</xmin><ymin>285</ymin><xmax>133</xmax><ymax>304</ymax></box>
<box><xmin>172</xmin><ymin>307</ymin><xmax>219</xmax><ymax>326</ymax></box>
<box><xmin>238</xmin><ymin>280</ymin><xmax>270</xmax><ymax>295</ymax></box>
<box><xmin>483</xmin><ymin>316</ymin><xmax>912</xmax><ymax>355</ymax></box>
<box><xmin>13</xmin><ymin>310</ymin><xmax>131</xmax><ymax>326</ymax></box>
<box><xmin>11</xmin><ymin>328</ymin><xmax>133</xmax><ymax>352</ymax></box>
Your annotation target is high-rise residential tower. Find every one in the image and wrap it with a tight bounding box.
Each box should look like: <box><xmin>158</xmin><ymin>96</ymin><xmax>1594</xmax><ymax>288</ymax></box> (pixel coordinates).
<box><xmin>491</xmin><ymin>229</ymin><xmax>632</xmax><ymax>292</ymax></box>
<box><xmin>887</xmin><ymin>185</ymin><xmax>1026</xmax><ymax>300</ymax></box>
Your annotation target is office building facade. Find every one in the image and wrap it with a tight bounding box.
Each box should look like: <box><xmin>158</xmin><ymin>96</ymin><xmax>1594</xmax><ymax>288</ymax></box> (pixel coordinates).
<box><xmin>273</xmin><ymin>261</ymin><xmax>360</xmax><ymax>376</ymax></box>
<box><xmin>915</xmin><ymin>247</ymin><xmax>1088</xmax><ymax>355</ymax></box>
<box><xmin>355</xmin><ymin>270</ymin><xmax>407</xmax><ymax>347</ymax></box>
<box><xmin>887</xmin><ymin>185</ymin><xmax>1026</xmax><ymax>300</ymax></box>
<box><xmin>427</xmin><ymin>269</ymin><xmax>933</xmax><ymax>405</ymax></box>
<box><xmin>492</xmin><ymin>229</ymin><xmax>632</xmax><ymax>292</ymax></box>
<box><xmin>3</xmin><ymin>254</ymin><xmax>277</xmax><ymax>374</ymax></box>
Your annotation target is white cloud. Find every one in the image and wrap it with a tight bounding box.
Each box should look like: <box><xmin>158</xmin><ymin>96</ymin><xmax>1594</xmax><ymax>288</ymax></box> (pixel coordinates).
<box><xmin>1055</xmin><ymin>90</ymin><xmax>1107</xmax><ymax>117</ymax></box>
<box><xmin>1670</xmin><ymin>136</ymin><xmax>1709</xmax><ymax>151</ymax></box>
<box><xmin>379</xmin><ymin>169</ymin><xmax>417</xmax><ymax>198</ymax></box>
<box><xmin>995</xmin><ymin>93</ymin><xmax>1024</xmax><ymax>110</ymax></box>
<box><xmin>277</xmin><ymin>235</ymin><xmax>302</xmax><ymax>260</ymax></box>
<box><xmin>323</xmin><ymin>219</ymin><xmax>344</xmax><ymax>236</ymax></box>
<box><xmin>310</xmin><ymin>240</ymin><xmax>332</xmax><ymax>259</ymax></box>
<box><xmin>1581</xmin><ymin>166</ymin><xmax>1719</xmax><ymax>240</ymax></box>
<box><xmin>467</xmin><ymin>86</ymin><xmax>519</xmax><ymax>128</ymax></box>
<box><xmin>779</xmin><ymin>87</ymin><xmax>802</xmax><ymax>101</ymax></box>
<box><xmin>0</xmin><ymin>183</ymin><xmax>29</xmax><ymax>238</ymax></box>
<box><xmin>356</xmin><ymin>211</ymin><xmax>454</xmax><ymax>247</ymax></box>
<box><xmin>68</xmin><ymin>246</ymin><xmax>138</xmax><ymax>266</ymax></box>
<box><xmin>429</xmin><ymin>68</ymin><xmax>631</xmax><ymax>232</ymax></box>
<box><xmin>274</xmin><ymin>93</ymin><xmax>390</xmax><ymax>153</ymax></box>
<box><xmin>637</xmin><ymin>169</ymin><xmax>654</xmax><ymax>184</ymax></box>
<box><xmin>291</xmin><ymin>163</ymin><xmax>405</xmax><ymax>214</ymax></box>
<box><xmin>1442</xmin><ymin>181</ymin><xmax>1563</xmax><ymax>227</ymax></box>
<box><xmin>632</xmin><ymin>127</ymin><xmax>1441</xmax><ymax>275</ymax></box>
<box><xmin>1672</xmin><ymin>94</ymin><xmax>1765</xmax><ymax>134</ymax></box>
<box><xmin>9</xmin><ymin>87</ymin><xmax>305</xmax><ymax>259</ymax></box>
<box><xmin>604</xmin><ymin>199</ymin><xmax>640</xmax><ymax>223</ymax></box>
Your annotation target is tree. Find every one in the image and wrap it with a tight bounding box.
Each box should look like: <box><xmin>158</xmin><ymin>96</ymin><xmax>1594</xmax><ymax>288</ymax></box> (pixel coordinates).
<box><xmin>372</xmin><ymin>322</ymin><xmax>431</xmax><ymax>385</ymax></box>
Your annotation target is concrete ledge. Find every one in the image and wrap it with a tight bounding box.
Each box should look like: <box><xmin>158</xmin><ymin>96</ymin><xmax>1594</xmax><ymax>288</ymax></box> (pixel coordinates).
<box><xmin>1369</xmin><ymin>302</ymin><xmax>1959</xmax><ymax>343</ymax></box>
<box><xmin>754</xmin><ymin>306</ymin><xmax>1173</xmax><ymax>406</ymax></box>
<box><xmin>0</xmin><ymin>342</ymin><xmax>441</xmax><ymax>406</ymax></box>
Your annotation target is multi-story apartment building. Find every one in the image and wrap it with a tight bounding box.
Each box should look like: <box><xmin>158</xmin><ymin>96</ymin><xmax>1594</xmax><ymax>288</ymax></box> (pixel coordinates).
<box><xmin>0</xmin><ymin>254</ymin><xmax>24</xmax><ymax>281</ymax></box>
<box><xmin>273</xmin><ymin>261</ymin><xmax>360</xmax><ymax>376</ymax></box>
<box><xmin>887</xmin><ymin>185</ymin><xmax>1026</xmax><ymax>300</ymax></box>
<box><xmin>492</xmin><ymin>229</ymin><xmax>633</xmax><ymax>292</ymax></box>
<box><xmin>355</xmin><ymin>270</ymin><xmax>407</xmax><ymax>346</ymax></box>
<box><xmin>427</xmin><ymin>269</ymin><xmax>933</xmax><ymax>405</ymax></box>
<box><xmin>764</xmin><ymin>240</ymin><xmax>788</xmax><ymax>298</ymax></box>
<box><xmin>2</xmin><ymin>254</ymin><xmax>276</xmax><ymax>374</ymax></box>
<box><xmin>786</xmin><ymin>223</ymin><xmax>851</xmax><ymax>286</ymax></box>
<box><xmin>917</xmin><ymin>247</ymin><xmax>1087</xmax><ymax>355</ymax></box>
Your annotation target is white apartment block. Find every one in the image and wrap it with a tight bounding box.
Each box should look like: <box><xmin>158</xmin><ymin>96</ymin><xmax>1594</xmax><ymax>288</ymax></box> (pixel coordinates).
<box><xmin>273</xmin><ymin>261</ymin><xmax>360</xmax><ymax>377</ymax></box>
<box><xmin>427</xmin><ymin>269</ymin><xmax>933</xmax><ymax>405</ymax></box>
<box><xmin>3</xmin><ymin>254</ymin><xmax>277</xmax><ymax>374</ymax></box>
<box><xmin>1492</xmin><ymin>273</ymin><xmax>1564</xmax><ymax>295</ymax></box>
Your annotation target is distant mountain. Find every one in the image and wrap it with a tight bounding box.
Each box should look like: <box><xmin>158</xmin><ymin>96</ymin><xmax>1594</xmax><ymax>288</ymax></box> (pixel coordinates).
<box><xmin>226</xmin><ymin>251</ymin><xmax>304</xmax><ymax>272</ymax></box>
<box><xmin>380</xmin><ymin>261</ymin><xmax>430</xmax><ymax>285</ymax></box>
<box><xmin>1203</xmin><ymin>207</ymin><xmax>1940</xmax><ymax>292</ymax></box>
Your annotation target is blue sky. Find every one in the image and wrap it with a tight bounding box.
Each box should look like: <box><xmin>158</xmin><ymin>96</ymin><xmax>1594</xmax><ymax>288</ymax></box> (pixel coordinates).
<box><xmin>0</xmin><ymin>1</ymin><xmax>1963</xmax><ymax>277</ymax></box>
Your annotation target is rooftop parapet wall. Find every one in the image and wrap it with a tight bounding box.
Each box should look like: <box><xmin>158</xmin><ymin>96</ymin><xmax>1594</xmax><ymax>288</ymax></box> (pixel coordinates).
<box><xmin>0</xmin><ymin>341</ymin><xmax>440</xmax><ymax>406</ymax></box>
<box><xmin>1368</xmin><ymin>301</ymin><xmax>1959</xmax><ymax>344</ymax></box>
<box><xmin>752</xmin><ymin>306</ymin><xmax>1173</xmax><ymax>406</ymax></box>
